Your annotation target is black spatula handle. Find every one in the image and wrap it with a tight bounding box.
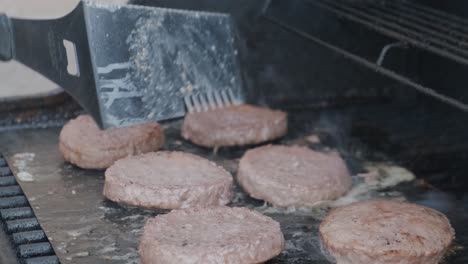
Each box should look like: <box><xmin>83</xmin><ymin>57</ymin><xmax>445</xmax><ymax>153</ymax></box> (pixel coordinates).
<box><xmin>0</xmin><ymin>3</ymin><xmax>103</xmax><ymax>128</ymax></box>
<box><xmin>0</xmin><ymin>14</ymin><xmax>13</xmax><ymax>61</ymax></box>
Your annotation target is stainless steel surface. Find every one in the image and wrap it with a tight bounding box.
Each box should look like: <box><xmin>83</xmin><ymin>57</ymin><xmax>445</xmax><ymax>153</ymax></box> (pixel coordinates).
<box><xmin>88</xmin><ymin>2</ymin><xmax>245</xmax><ymax>128</ymax></box>
<box><xmin>263</xmin><ymin>0</ymin><xmax>468</xmax><ymax>114</ymax></box>
<box><xmin>1</xmin><ymin>1</ymin><xmax>244</xmax><ymax>128</ymax></box>
<box><xmin>0</xmin><ymin>111</ymin><xmax>467</xmax><ymax>263</ymax></box>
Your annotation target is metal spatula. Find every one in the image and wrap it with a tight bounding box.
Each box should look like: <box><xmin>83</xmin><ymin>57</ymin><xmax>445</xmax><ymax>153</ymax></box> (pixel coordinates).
<box><xmin>0</xmin><ymin>1</ymin><xmax>244</xmax><ymax>128</ymax></box>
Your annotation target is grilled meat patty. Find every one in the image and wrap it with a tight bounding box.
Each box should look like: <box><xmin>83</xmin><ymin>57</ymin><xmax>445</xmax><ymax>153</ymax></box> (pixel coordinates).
<box><xmin>59</xmin><ymin>115</ymin><xmax>164</xmax><ymax>169</ymax></box>
<box><xmin>139</xmin><ymin>206</ymin><xmax>285</xmax><ymax>264</ymax></box>
<box><xmin>181</xmin><ymin>104</ymin><xmax>287</xmax><ymax>148</ymax></box>
<box><xmin>237</xmin><ymin>145</ymin><xmax>352</xmax><ymax>207</ymax></box>
<box><xmin>104</xmin><ymin>151</ymin><xmax>233</xmax><ymax>209</ymax></box>
<box><xmin>319</xmin><ymin>200</ymin><xmax>455</xmax><ymax>264</ymax></box>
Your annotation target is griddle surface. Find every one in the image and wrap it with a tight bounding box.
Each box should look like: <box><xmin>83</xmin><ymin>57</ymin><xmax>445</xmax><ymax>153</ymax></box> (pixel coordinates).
<box><xmin>0</xmin><ymin>117</ymin><xmax>467</xmax><ymax>263</ymax></box>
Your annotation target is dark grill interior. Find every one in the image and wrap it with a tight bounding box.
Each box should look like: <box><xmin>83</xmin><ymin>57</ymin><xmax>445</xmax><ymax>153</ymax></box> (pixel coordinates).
<box><xmin>264</xmin><ymin>0</ymin><xmax>468</xmax><ymax>113</ymax></box>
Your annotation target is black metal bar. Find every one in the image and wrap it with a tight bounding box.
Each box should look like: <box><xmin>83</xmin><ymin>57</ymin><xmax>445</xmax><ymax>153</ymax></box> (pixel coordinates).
<box><xmin>0</xmin><ymin>186</ymin><xmax>22</xmax><ymax>197</ymax></box>
<box><xmin>6</xmin><ymin>218</ymin><xmax>40</xmax><ymax>233</ymax></box>
<box><xmin>306</xmin><ymin>0</ymin><xmax>468</xmax><ymax>66</ymax></box>
<box><xmin>12</xmin><ymin>230</ymin><xmax>47</xmax><ymax>244</ymax></box>
<box><xmin>384</xmin><ymin>2</ymin><xmax>468</xmax><ymax>39</ymax></box>
<box><xmin>363</xmin><ymin>4</ymin><xmax>468</xmax><ymax>48</ymax></box>
<box><xmin>396</xmin><ymin>1</ymin><xmax>468</xmax><ymax>29</ymax></box>
<box><xmin>24</xmin><ymin>256</ymin><xmax>60</xmax><ymax>264</ymax></box>
<box><xmin>0</xmin><ymin>207</ymin><xmax>34</xmax><ymax>220</ymax></box>
<box><xmin>264</xmin><ymin>15</ymin><xmax>468</xmax><ymax>113</ymax></box>
<box><xmin>0</xmin><ymin>176</ymin><xmax>16</xmax><ymax>187</ymax></box>
<box><xmin>0</xmin><ymin>167</ymin><xmax>12</xmax><ymax>176</ymax></box>
<box><xmin>315</xmin><ymin>0</ymin><xmax>468</xmax><ymax>60</ymax></box>
<box><xmin>17</xmin><ymin>242</ymin><xmax>54</xmax><ymax>258</ymax></box>
<box><xmin>0</xmin><ymin>196</ymin><xmax>28</xmax><ymax>209</ymax></box>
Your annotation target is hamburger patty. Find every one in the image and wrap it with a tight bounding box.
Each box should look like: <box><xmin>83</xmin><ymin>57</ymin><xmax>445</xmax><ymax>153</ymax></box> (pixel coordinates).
<box><xmin>181</xmin><ymin>104</ymin><xmax>287</xmax><ymax>148</ymax></box>
<box><xmin>139</xmin><ymin>206</ymin><xmax>285</xmax><ymax>264</ymax></box>
<box><xmin>237</xmin><ymin>145</ymin><xmax>352</xmax><ymax>207</ymax></box>
<box><xmin>103</xmin><ymin>152</ymin><xmax>233</xmax><ymax>209</ymax></box>
<box><xmin>59</xmin><ymin>115</ymin><xmax>164</xmax><ymax>169</ymax></box>
<box><xmin>320</xmin><ymin>200</ymin><xmax>455</xmax><ymax>264</ymax></box>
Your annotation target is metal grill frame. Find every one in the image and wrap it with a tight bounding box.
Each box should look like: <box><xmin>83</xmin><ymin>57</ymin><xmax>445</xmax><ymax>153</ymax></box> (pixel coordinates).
<box><xmin>0</xmin><ymin>154</ymin><xmax>60</xmax><ymax>264</ymax></box>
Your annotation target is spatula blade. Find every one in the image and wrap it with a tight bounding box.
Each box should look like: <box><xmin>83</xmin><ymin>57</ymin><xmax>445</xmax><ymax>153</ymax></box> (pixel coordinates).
<box><xmin>83</xmin><ymin>2</ymin><xmax>244</xmax><ymax>128</ymax></box>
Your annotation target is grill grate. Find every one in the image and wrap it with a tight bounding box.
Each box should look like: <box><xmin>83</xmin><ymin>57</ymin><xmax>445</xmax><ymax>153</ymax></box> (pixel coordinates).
<box><xmin>0</xmin><ymin>154</ymin><xmax>60</xmax><ymax>264</ymax></box>
<box><xmin>312</xmin><ymin>0</ymin><xmax>468</xmax><ymax>65</ymax></box>
<box><xmin>263</xmin><ymin>0</ymin><xmax>468</xmax><ymax>114</ymax></box>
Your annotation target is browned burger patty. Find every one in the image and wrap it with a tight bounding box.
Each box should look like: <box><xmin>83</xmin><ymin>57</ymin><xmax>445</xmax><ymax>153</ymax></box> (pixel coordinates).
<box><xmin>319</xmin><ymin>200</ymin><xmax>455</xmax><ymax>264</ymax></box>
<box><xmin>237</xmin><ymin>145</ymin><xmax>352</xmax><ymax>207</ymax></box>
<box><xmin>59</xmin><ymin>115</ymin><xmax>164</xmax><ymax>169</ymax></box>
<box><xmin>104</xmin><ymin>151</ymin><xmax>233</xmax><ymax>209</ymax></box>
<box><xmin>181</xmin><ymin>104</ymin><xmax>287</xmax><ymax>148</ymax></box>
<box><xmin>139</xmin><ymin>206</ymin><xmax>285</xmax><ymax>264</ymax></box>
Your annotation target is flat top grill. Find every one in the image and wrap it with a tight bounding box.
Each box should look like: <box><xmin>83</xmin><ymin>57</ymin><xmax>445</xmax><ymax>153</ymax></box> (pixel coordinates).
<box><xmin>0</xmin><ymin>1</ymin><xmax>468</xmax><ymax>262</ymax></box>
<box><xmin>0</xmin><ymin>108</ymin><xmax>467</xmax><ymax>263</ymax></box>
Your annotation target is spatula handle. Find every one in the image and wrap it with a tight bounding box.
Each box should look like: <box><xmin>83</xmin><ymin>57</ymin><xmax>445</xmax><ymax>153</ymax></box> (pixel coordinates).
<box><xmin>0</xmin><ymin>14</ymin><xmax>13</xmax><ymax>61</ymax></box>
